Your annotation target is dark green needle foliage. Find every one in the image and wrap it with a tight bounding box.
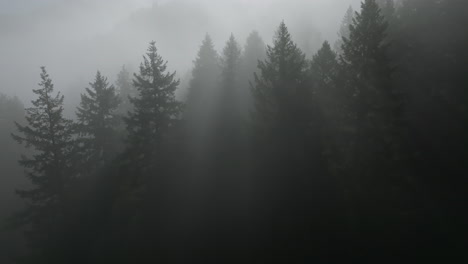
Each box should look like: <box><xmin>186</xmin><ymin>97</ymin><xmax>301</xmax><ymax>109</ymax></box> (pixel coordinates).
<box><xmin>76</xmin><ymin>71</ymin><xmax>121</xmax><ymax>171</ymax></box>
<box><xmin>341</xmin><ymin>0</ymin><xmax>406</xmax><ymax>184</ymax></box>
<box><xmin>11</xmin><ymin>67</ymin><xmax>76</xmax><ymax>262</ymax></box>
<box><xmin>338</xmin><ymin>0</ymin><xmax>416</xmax><ymax>255</ymax></box>
<box><xmin>4</xmin><ymin>1</ymin><xmax>468</xmax><ymax>262</ymax></box>
<box><xmin>310</xmin><ymin>41</ymin><xmax>348</xmax><ymax>173</ymax></box>
<box><xmin>184</xmin><ymin>34</ymin><xmax>220</xmax><ymax>156</ymax></box>
<box><xmin>217</xmin><ymin>34</ymin><xmax>243</xmax><ymax>135</ymax></box>
<box><xmin>125</xmin><ymin>41</ymin><xmax>182</xmax><ymax>170</ymax></box>
<box><xmin>251</xmin><ymin>21</ymin><xmax>339</xmax><ymax>260</ymax></box>
<box><xmin>213</xmin><ymin>33</ymin><xmax>245</xmax><ymax>229</ymax></box>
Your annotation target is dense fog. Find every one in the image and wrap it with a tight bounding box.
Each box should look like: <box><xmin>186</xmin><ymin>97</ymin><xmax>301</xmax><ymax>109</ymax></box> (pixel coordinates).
<box><xmin>1</xmin><ymin>0</ymin><xmax>361</xmax><ymax>104</ymax></box>
<box><xmin>0</xmin><ymin>0</ymin><xmax>467</xmax><ymax>263</ymax></box>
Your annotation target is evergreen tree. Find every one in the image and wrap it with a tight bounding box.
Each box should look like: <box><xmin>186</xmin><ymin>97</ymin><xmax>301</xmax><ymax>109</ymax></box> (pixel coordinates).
<box><xmin>125</xmin><ymin>41</ymin><xmax>182</xmax><ymax>176</ymax></box>
<box><xmin>0</xmin><ymin>94</ymin><xmax>26</xmax><ymax>263</ymax></box>
<box><xmin>115</xmin><ymin>65</ymin><xmax>136</xmax><ymax>116</ymax></box>
<box><xmin>341</xmin><ymin>0</ymin><xmax>402</xmax><ymax>174</ymax></box>
<box><xmin>180</xmin><ymin>35</ymin><xmax>221</xmax><ymax>249</ymax></box>
<box><xmin>76</xmin><ymin>71</ymin><xmax>121</xmax><ymax>170</ymax></box>
<box><xmin>252</xmin><ymin>22</ymin><xmax>314</xmax><ymax>157</ymax></box>
<box><xmin>84</xmin><ymin>42</ymin><xmax>183</xmax><ymax>263</ymax></box>
<box><xmin>186</xmin><ymin>34</ymin><xmax>220</xmax><ymax>106</ymax></box>
<box><xmin>340</xmin><ymin>0</ymin><xmax>412</xmax><ymax>251</ymax></box>
<box><xmin>11</xmin><ymin>67</ymin><xmax>76</xmax><ymax>261</ymax></box>
<box><xmin>241</xmin><ymin>31</ymin><xmax>266</xmax><ymax>118</ymax></box>
<box><xmin>334</xmin><ymin>5</ymin><xmax>354</xmax><ymax>54</ymax></box>
<box><xmin>388</xmin><ymin>0</ymin><xmax>468</xmax><ymax>256</ymax></box>
<box><xmin>310</xmin><ymin>41</ymin><xmax>345</xmax><ymax>163</ymax></box>
<box><xmin>218</xmin><ymin>34</ymin><xmax>243</xmax><ymax>129</ymax></box>
<box><xmin>311</xmin><ymin>41</ymin><xmax>340</xmax><ymax>91</ymax></box>
<box><xmin>251</xmin><ymin>21</ymin><xmax>334</xmax><ymax>259</ymax></box>
<box><xmin>184</xmin><ymin>34</ymin><xmax>220</xmax><ymax>156</ymax></box>
<box><xmin>214</xmin><ymin>33</ymin><xmax>245</xmax><ymax>228</ymax></box>
<box><xmin>243</xmin><ymin>31</ymin><xmax>266</xmax><ymax>80</ymax></box>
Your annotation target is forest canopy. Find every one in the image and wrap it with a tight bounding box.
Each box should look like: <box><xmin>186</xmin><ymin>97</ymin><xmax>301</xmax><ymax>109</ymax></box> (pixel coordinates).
<box><xmin>0</xmin><ymin>0</ymin><xmax>467</xmax><ymax>263</ymax></box>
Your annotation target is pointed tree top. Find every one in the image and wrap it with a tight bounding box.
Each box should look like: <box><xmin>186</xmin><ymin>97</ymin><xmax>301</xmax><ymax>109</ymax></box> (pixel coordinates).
<box><xmin>202</xmin><ymin>33</ymin><xmax>214</xmax><ymax>47</ymax></box>
<box><xmin>195</xmin><ymin>33</ymin><xmax>218</xmax><ymax>64</ymax></box>
<box><xmin>222</xmin><ymin>34</ymin><xmax>241</xmax><ymax>61</ymax></box>
<box><xmin>227</xmin><ymin>33</ymin><xmax>237</xmax><ymax>44</ymax></box>
<box><xmin>273</xmin><ymin>21</ymin><xmax>294</xmax><ymax>47</ymax></box>
<box><xmin>38</xmin><ymin>66</ymin><xmax>52</xmax><ymax>87</ymax></box>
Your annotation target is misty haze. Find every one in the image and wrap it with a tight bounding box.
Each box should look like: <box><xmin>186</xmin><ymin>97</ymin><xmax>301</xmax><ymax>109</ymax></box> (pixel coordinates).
<box><xmin>0</xmin><ymin>0</ymin><xmax>467</xmax><ymax>263</ymax></box>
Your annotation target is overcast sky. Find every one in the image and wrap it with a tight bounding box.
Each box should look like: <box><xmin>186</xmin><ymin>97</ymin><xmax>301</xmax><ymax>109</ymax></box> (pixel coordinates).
<box><xmin>0</xmin><ymin>0</ymin><xmax>361</xmax><ymax>113</ymax></box>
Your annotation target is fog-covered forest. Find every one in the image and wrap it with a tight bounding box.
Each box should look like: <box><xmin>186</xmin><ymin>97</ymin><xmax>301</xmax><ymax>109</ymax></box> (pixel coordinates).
<box><xmin>1</xmin><ymin>0</ymin><xmax>467</xmax><ymax>262</ymax></box>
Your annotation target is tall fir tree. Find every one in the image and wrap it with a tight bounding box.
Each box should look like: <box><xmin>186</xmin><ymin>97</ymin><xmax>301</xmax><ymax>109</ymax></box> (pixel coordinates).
<box><xmin>213</xmin><ymin>34</ymin><xmax>246</xmax><ymax>236</ymax></box>
<box><xmin>243</xmin><ymin>31</ymin><xmax>266</xmax><ymax>83</ymax></box>
<box><xmin>11</xmin><ymin>67</ymin><xmax>76</xmax><ymax>261</ymax></box>
<box><xmin>334</xmin><ymin>5</ymin><xmax>355</xmax><ymax>54</ymax></box>
<box><xmin>76</xmin><ymin>71</ymin><xmax>121</xmax><ymax>171</ymax></box>
<box><xmin>340</xmin><ymin>0</ymin><xmax>412</xmax><ymax>251</ymax></box>
<box><xmin>340</xmin><ymin>0</ymin><xmax>403</xmax><ymax>176</ymax></box>
<box><xmin>241</xmin><ymin>31</ymin><xmax>266</xmax><ymax>118</ymax></box>
<box><xmin>0</xmin><ymin>94</ymin><xmax>25</xmax><ymax>263</ymax></box>
<box><xmin>115</xmin><ymin>65</ymin><xmax>136</xmax><ymax>116</ymax></box>
<box><xmin>311</xmin><ymin>41</ymin><xmax>340</xmax><ymax>92</ymax></box>
<box><xmin>125</xmin><ymin>41</ymin><xmax>182</xmax><ymax>177</ymax></box>
<box><xmin>217</xmin><ymin>34</ymin><xmax>243</xmax><ymax>131</ymax></box>
<box><xmin>251</xmin><ymin>22</ymin><xmax>335</xmax><ymax>259</ymax></box>
<box><xmin>186</xmin><ymin>34</ymin><xmax>220</xmax><ymax>106</ymax></box>
<box><xmin>88</xmin><ymin>42</ymin><xmax>183</xmax><ymax>263</ymax></box>
<box><xmin>184</xmin><ymin>34</ymin><xmax>220</xmax><ymax>156</ymax></box>
<box><xmin>252</xmin><ymin>21</ymin><xmax>309</xmax><ymax>131</ymax></box>
<box><xmin>310</xmin><ymin>41</ymin><xmax>346</xmax><ymax>168</ymax></box>
<box><xmin>389</xmin><ymin>0</ymin><xmax>468</xmax><ymax>256</ymax></box>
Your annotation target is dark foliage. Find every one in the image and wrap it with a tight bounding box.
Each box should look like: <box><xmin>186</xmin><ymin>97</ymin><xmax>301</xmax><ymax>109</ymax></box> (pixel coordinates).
<box><xmin>4</xmin><ymin>0</ymin><xmax>467</xmax><ymax>262</ymax></box>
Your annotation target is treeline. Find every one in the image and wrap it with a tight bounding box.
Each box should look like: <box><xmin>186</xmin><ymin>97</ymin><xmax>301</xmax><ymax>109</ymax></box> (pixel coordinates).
<box><xmin>4</xmin><ymin>0</ymin><xmax>467</xmax><ymax>262</ymax></box>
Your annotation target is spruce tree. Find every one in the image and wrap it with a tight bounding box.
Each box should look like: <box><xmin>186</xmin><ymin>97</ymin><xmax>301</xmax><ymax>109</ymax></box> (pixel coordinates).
<box><xmin>218</xmin><ymin>34</ymin><xmax>242</xmax><ymax>129</ymax></box>
<box><xmin>334</xmin><ymin>6</ymin><xmax>355</xmax><ymax>54</ymax></box>
<box><xmin>252</xmin><ymin>21</ymin><xmax>312</xmax><ymax>143</ymax></box>
<box><xmin>0</xmin><ymin>94</ymin><xmax>25</xmax><ymax>263</ymax></box>
<box><xmin>341</xmin><ymin>0</ymin><xmax>402</xmax><ymax>173</ymax></box>
<box><xmin>340</xmin><ymin>0</ymin><xmax>410</xmax><ymax>247</ymax></box>
<box><xmin>186</xmin><ymin>34</ymin><xmax>220</xmax><ymax>107</ymax></box>
<box><xmin>125</xmin><ymin>41</ymin><xmax>182</xmax><ymax>174</ymax></box>
<box><xmin>311</xmin><ymin>41</ymin><xmax>349</xmax><ymax>134</ymax></box>
<box><xmin>11</xmin><ymin>67</ymin><xmax>76</xmax><ymax>259</ymax></box>
<box><xmin>310</xmin><ymin>41</ymin><xmax>344</xmax><ymax>163</ymax></box>
<box><xmin>214</xmin><ymin>33</ymin><xmax>245</xmax><ymax>222</ymax></box>
<box><xmin>241</xmin><ymin>31</ymin><xmax>266</xmax><ymax>118</ymax></box>
<box><xmin>184</xmin><ymin>34</ymin><xmax>220</xmax><ymax>156</ymax></box>
<box><xmin>311</xmin><ymin>41</ymin><xmax>339</xmax><ymax>90</ymax></box>
<box><xmin>76</xmin><ymin>71</ymin><xmax>121</xmax><ymax>170</ymax></box>
<box><xmin>389</xmin><ymin>0</ymin><xmax>468</xmax><ymax>256</ymax></box>
<box><xmin>243</xmin><ymin>31</ymin><xmax>266</xmax><ymax>82</ymax></box>
<box><xmin>115</xmin><ymin>65</ymin><xmax>136</xmax><ymax>116</ymax></box>
<box><xmin>251</xmin><ymin>21</ymin><xmax>333</xmax><ymax>257</ymax></box>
